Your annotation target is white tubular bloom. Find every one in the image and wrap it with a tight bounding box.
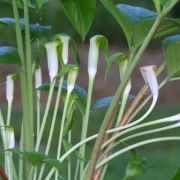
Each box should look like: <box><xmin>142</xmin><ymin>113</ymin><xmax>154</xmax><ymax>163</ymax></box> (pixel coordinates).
<box><xmin>45</xmin><ymin>42</ymin><xmax>59</xmax><ymax>82</ymax></box>
<box><xmin>88</xmin><ymin>35</ymin><xmax>102</xmax><ymax>78</ymax></box>
<box><xmin>140</xmin><ymin>65</ymin><xmax>158</xmax><ymax>97</ymax></box>
<box><xmin>6</xmin><ymin>75</ymin><xmax>14</xmax><ymax>104</ymax></box>
<box><xmin>67</xmin><ymin>67</ymin><xmax>79</xmax><ymax>93</ymax></box>
<box><xmin>56</xmin><ymin>34</ymin><xmax>71</xmax><ymax>64</ymax></box>
<box><xmin>6</xmin><ymin>127</ymin><xmax>15</xmax><ymax>149</ymax></box>
<box><xmin>35</xmin><ymin>67</ymin><xmax>42</xmax><ymax>89</ymax></box>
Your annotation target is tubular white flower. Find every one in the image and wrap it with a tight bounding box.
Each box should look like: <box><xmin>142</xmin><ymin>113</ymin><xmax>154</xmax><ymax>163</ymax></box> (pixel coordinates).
<box><xmin>6</xmin><ymin>75</ymin><xmax>14</xmax><ymax>104</ymax></box>
<box><xmin>35</xmin><ymin>67</ymin><xmax>42</xmax><ymax>89</ymax></box>
<box><xmin>56</xmin><ymin>34</ymin><xmax>71</xmax><ymax>64</ymax></box>
<box><xmin>6</xmin><ymin>127</ymin><xmax>15</xmax><ymax>149</ymax></box>
<box><xmin>140</xmin><ymin>65</ymin><xmax>158</xmax><ymax>96</ymax></box>
<box><xmin>45</xmin><ymin>41</ymin><xmax>59</xmax><ymax>82</ymax></box>
<box><xmin>88</xmin><ymin>35</ymin><xmax>102</xmax><ymax>79</ymax></box>
<box><xmin>67</xmin><ymin>67</ymin><xmax>79</xmax><ymax>93</ymax></box>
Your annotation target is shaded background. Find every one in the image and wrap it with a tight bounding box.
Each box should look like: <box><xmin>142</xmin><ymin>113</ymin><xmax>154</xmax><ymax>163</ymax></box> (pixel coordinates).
<box><xmin>0</xmin><ymin>0</ymin><xmax>180</xmax><ymax>179</ymax></box>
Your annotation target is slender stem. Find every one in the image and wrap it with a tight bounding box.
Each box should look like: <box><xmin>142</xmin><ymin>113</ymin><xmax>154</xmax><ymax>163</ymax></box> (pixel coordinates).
<box><xmin>79</xmin><ymin>77</ymin><xmax>94</xmax><ymax>176</ymax></box>
<box><xmin>96</xmin><ymin>137</ymin><xmax>180</xmax><ymax>169</ymax></box>
<box><xmin>86</xmin><ymin>15</ymin><xmax>163</xmax><ymax>179</ymax></box>
<box><xmin>100</xmin><ymin>123</ymin><xmax>180</xmax><ymax>159</ymax></box>
<box><xmin>23</xmin><ymin>0</ymin><xmax>34</xmax><ymax>151</ymax></box>
<box><xmin>68</xmin><ymin>131</ymin><xmax>72</xmax><ymax>180</ymax></box>
<box><xmin>19</xmin><ymin>124</ymin><xmax>24</xmax><ymax>180</ymax></box>
<box><xmin>55</xmin><ymin>91</ymin><xmax>71</xmax><ymax>179</ymax></box>
<box><xmin>74</xmin><ymin>160</ymin><xmax>80</xmax><ymax>180</ymax></box>
<box><xmin>36</xmin><ymin>91</ymin><xmax>41</xmax><ymax>141</ymax></box>
<box><xmin>38</xmin><ymin>78</ymin><xmax>63</xmax><ymax>180</ymax></box>
<box><xmin>35</xmin><ymin>80</ymin><xmax>56</xmax><ymax>151</ymax></box>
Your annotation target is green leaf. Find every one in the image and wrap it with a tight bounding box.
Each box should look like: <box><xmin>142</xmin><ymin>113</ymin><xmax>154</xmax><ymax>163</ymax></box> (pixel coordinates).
<box><xmin>0</xmin><ymin>46</ymin><xmax>21</xmax><ymax>65</ymax></box>
<box><xmin>9</xmin><ymin>149</ymin><xmax>61</xmax><ymax>169</ymax></box>
<box><xmin>172</xmin><ymin>165</ymin><xmax>180</xmax><ymax>180</ymax></box>
<box><xmin>0</xmin><ymin>0</ymin><xmax>23</xmax><ymax>8</ymax></box>
<box><xmin>162</xmin><ymin>35</ymin><xmax>180</xmax><ymax>78</ymax></box>
<box><xmin>59</xmin><ymin>64</ymin><xmax>79</xmax><ymax>77</ymax></box>
<box><xmin>91</xmin><ymin>95</ymin><xmax>135</xmax><ymax>111</ymax></box>
<box><xmin>100</xmin><ymin>1</ymin><xmax>180</xmax><ymax>52</ymax></box>
<box><xmin>124</xmin><ymin>151</ymin><xmax>154</xmax><ymax>180</ymax></box>
<box><xmin>0</xmin><ymin>18</ymin><xmax>52</xmax><ymax>40</ymax></box>
<box><xmin>60</xmin><ymin>0</ymin><xmax>96</xmax><ymax>40</ymax></box>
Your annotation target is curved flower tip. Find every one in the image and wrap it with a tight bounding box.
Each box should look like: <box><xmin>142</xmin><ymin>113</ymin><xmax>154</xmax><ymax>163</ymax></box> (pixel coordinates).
<box><xmin>67</xmin><ymin>66</ymin><xmax>79</xmax><ymax>93</ymax></box>
<box><xmin>6</xmin><ymin>74</ymin><xmax>14</xmax><ymax>104</ymax></box>
<box><xmin>45</xmin><ymin>41</ymin><xmax>59</xmax><ymax>82</ymax></box>
<box><xmin>56</xmin><ymin>34</ymin><xmax>71</xmax><ymax>65</ymax></box>
<box><xmin>140</xmin><ymin>65</ymin><xmax>158</xmax><ymax>96</ymax></box>
<box><xmin>35</xmin><ymin>67</ymin><xmax>42</xmax><ymax>89</ymax></box>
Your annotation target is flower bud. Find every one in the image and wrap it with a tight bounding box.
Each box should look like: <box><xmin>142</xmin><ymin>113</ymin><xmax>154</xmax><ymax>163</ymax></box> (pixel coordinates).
<box><xmin>67</xmin><ymin>67</ymin><xmax>79</xmax><ymax>93</ymax></box>
<box><xmin>35</xmin><ymin>67</ymin><xmax>42</xmax><ymax>89</ymax></box>
<box><xmin>6</xmin><ymin>75</ymin><xmax>14</xmax><ymax>104</ymax></box>
<box><xmin>45</xmin><ymin>42</ymin><xmax>59</xmax><ymax>82</ymax></box>
<box><xmin>56</xmin><ymin>34</ymin><xmax>71</xmax><ymax>65</ymax></box>
<box><xmin>88</xmin><ymin>35</ymin><xmax>102</xmax><ymax>78</ymax></box>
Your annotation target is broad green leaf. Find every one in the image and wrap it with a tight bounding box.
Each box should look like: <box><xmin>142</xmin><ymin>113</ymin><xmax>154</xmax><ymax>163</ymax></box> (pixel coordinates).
<box><xmin>0</xmin><ymin>18</ymin><xmax>52</xmax><ymax>40</ymax></box>
<box><xmin>124</xmin><ymin>150</ymin><xmax>154</xmax><ymax>180</ymax></box>
<box><xmin>0</xmin><ymin>46</ymin><xmax>21</xmax><ymax>65</ymax></box>
<box><xmin>37</xmin><ymin>81</ymin><xmax>87</xmax><ymax>115</ymax></box>
<box><xmin>172</xmin><ymin>165</ymin><xmax>180</xmax><ymax>180</ymax></box>
<box><xmin>100</xmin><ymin>1</ymin><xmax>180</xmax><ymax>52</ymax></box>
<box><xmin>91</xmin><ymin>95</ymin><xmax>135</xmax><ymax>111</ymax></box>
<box><xmin>162</xmin><ymin>35</ymin><xmax>180</xmax><ymax>78</ymax></box>
<box><xmin>60</xmin><ymin>0</ymin><xmax>96</xmax><ymax>40</ymax></box>
<box><xmin>0</xmin><ymin>0</ymin><xmax>23</xmax><ymax>8</ymax></box>
<box><xmin>59</xmin><ymin>64</ymin><xmax>79</xmax><ymax>77</ymax></box>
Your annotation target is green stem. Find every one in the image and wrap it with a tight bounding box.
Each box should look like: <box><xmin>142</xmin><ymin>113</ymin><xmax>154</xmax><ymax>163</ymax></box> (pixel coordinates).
<box><xmin>23</xmin><ymin>0</ymin><xmax>34</xmax><ymax>151</ymax></box>
<box><xmin>74</xmin><ymin>160</ymin><xmax>80</xmax><ymax>180</ymax></box>
<box><xmin>19</xmin><ymin>124</ymin><xmax>24</xmax><ymax>180</ymax></box>
<box><xmin>86</xmin><ymin>15</ymin><xmax>163</xmax><ymax>180</ymax></box>
<box><xmin>79</xmin><ymin>77</ymin><xmax>94</xmax><ymax>176</ymax></box>
<box><xmin>35</xmin><ymin>80</ymin><xmax>56</xmax><ymax>151</ymax></box>
<box><xmin>68</xmin><ymin>131</ymin><xmax>72</xmax><ymax>180</ymax></box>
<box><xmin>36</xmin><ymin>91</ymin><xmax>41</xmax><ymax>141</ymax></box>
<box><xmin>55</xmin><ymin>90</ymin><xmax>71</xmax><ymax>179</ymax></box>
<box><xmin>37</xmin><ymin>78</ymin><xmax>63</xmax><ymax>180</ymax></box>
<box><xmin>96</xmin><ymin>137</ymin><xmax>180</xmax><ymax>169</ymax></box>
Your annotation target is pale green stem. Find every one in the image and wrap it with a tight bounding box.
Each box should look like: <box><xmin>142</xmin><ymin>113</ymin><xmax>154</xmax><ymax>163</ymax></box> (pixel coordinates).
<box><xmin>19</xmin><ymin>124</ymin><xmax>24</xmax><ymax>180</ymax></box>
<box><xmin>28</xmin><ymin>167</ymin><xmax>35</xmax><ymax>180</ymax></box>
<box><xmin>96</xmin><ymin>137</ymin><xmax>180</xmax><ymax>169</ymax></box>
<box><xmin>35</xmin><ymin>80</ymin><xmax>56</xmax><ymax>151</ymax></box>
<box><xmin>79</xmin><ymin>77</ymin><xmax>94</xmax><ymax>177</ymax></box>
<box><xmin>45</xmin><ymin>114</ymin><xmax>180</xmax><ymax>179</ymax></box>
<box><xmin>55</xmin><ymin>90</ymin><xmax>71</xmax><ymax>179</ymax></box>
<box><xmin>74</xmin><ymin>160</ymin><xmax>80</xmax><ymax>180</ymax></box>
<box><xmin>68</xmin><ymin>131</ymin><xmax>72</xmax><ymax>180</ymax></box>
<box><xmin>12</xmin><ymin>161</ymin><xmax>18</xmax><ymax>180</ymax></box>
<box><xmin>36</xmin><ymin>91</ymin><xmax>41</xmax><ymax>141</ymax></box>
<box><xmin>38</xmin><ymin>78</ymin><xmax>63</xmax><ymax>180</ymax></box>
<box><xmin>100</xmin><ymin>122</ymin><xmax>180</xmax><ymax>160</ymax></box>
